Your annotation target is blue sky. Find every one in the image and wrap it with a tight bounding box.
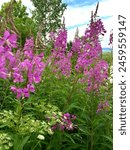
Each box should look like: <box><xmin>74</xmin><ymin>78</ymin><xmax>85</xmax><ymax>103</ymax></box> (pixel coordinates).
<box><xmin>63</xmin><ymin>0</ymin><xmax>103</xmax><ymax>7</ymax></box>
<box><xmin>0</xmin><ymin>0</ymin><xmax>113</xmax><ymax>48</ymax></box>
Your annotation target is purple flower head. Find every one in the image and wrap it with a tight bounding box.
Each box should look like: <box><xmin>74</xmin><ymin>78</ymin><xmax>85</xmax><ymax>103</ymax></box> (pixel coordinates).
<box><xmin>49</xmin><ymin>31</ymin><xmax>56</xmax><ymax>41</ymax></box>
<box><xmin>0</xmin><ymin>30</ymin><xmax>17</xmax><ymax>48</ymax></box>
<box><xmin>59</xmin><ymin>124</ymin><xmax>65</xmax><ymax>130</ymax></box>
<box><xmin>13</xmin><ymin>72</ymin><xmax>24</xmax><ymax>83</ymax></box>
<box><xmin>51</xmin><ymin>124</ymin><xmax>58</xmax><ymax>131</ymax></box>
<box><xmin>66</xmin><ymin>123</ymin><xmax>73</xmax><ymax>130</ymax></box>
<box><xmin>11</xmin><ymin>85</ymin><xmax>35</xmax><ymax>99</ymax></box>
<box><xmin>20</xmin><ymin>59</ymin><xmax>32</xmax><ymax>70</ymax></box>
<box><xmin>16</xmin><ymin>88</ymin><xmax>23</xmax><ymax>99</ymax></box>
<box><xmin>10</xmin><ymin>86</ymin><xmax>17</xmax><ymax>93</ymax></box>
<box><xmin>23</xmin><ymin>88</ymin><xmax>30</xmax><ymax>98</ymax></box>
<box><xmin>5</xmin><ymin>51</ymin><xmax>15</xmax><ymax>64</ymax></box>
<box><xmin>27</xmin><ymin>84</ymin><xmax>35</xmax><ymax>92</ymax></box>
<box><xmin>85</xmin><ymin>60</ymin><xmax>108</xmax><ymax>92</ymax></box>
<box><xmin>51</xmin><ymin>113</ymin><xmax>78</xmax><ymax>132</ymax></box>
<box><xmin>71</xmin><ymin>115</ymin><xmax>77</xmax><ymax>119</ymax></box>
<box><xmin>64</xmin><ymin>113</ymin><xmax>70</xmax><ymax>118</ymax></box>
<box><xmin>33</xmin><ymin>73</ymin><xmax>41</xmax><ymax>83</ymax></box>
<box><xmin>0</xmin><ymin>46</ymin><xmax>4</xmax><ymax>54</ymax></box>
<box><xmin>23</xmin><ymin>38</ymin><xmax>34</xmax><ymax>59</ymax></box>
<box><xmin>0</xmin><ymin>69</ymin><xmax>8</xmax><ymax>79</ymax></box>
<box><xmin>96</xmin><ymin>101</ymin><xmax>110</xmax><ymax>113</ymax></box>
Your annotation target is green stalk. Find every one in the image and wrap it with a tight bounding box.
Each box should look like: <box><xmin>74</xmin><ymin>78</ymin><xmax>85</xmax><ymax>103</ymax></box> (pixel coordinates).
<box><xmin>63</xmin><ymin>76</ymin><xmax>79</xmax><ymax>111</ymax></box>
<box><xmin>89</xmin><ymin>92</ymin><xmax>95</xmax><ymax>150</ymax></box>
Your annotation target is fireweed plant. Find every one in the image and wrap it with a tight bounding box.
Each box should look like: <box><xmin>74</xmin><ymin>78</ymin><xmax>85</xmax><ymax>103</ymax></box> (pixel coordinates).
<box><xmin>0</xmin><ymin>13</ymin><xmax>112</xmax><ymax>150</ymax></box>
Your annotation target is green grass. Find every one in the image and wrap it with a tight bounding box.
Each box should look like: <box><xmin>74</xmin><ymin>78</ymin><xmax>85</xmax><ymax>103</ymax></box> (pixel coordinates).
<box><xmin>102</xmin><ymin>52</ymin><xmax>113</xmax><ymax>66</ymax></box>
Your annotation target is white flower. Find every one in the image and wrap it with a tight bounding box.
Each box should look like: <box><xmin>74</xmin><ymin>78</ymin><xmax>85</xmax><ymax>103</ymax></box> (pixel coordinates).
<box><xmin>109</xmin><ymin>78</ymin><xmax>113</xmax><ymax>84</ymax></box>
<box><xmin>37</xmin><ymin>134</ymin><xmax>45</xmax><ymax>140</ymax></box>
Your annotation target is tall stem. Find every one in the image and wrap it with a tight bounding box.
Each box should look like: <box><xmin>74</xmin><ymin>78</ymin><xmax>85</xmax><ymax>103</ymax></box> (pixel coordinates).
<box><xmin>89</xmin><ymin>92</ymin><xmax>95</xmax><ymax>150</ymax></box>
<box><xmin>63</xmin><ymin>77</ymin><xmax>79</xmax><ymax>111</ymax></box>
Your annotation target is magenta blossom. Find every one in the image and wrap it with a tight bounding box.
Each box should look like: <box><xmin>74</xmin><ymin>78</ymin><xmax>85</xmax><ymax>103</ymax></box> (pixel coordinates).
<box><xmin>0</xmin><ymin>30</ymin><xmax>17</xmax><ymax>48</ymax></box>
<box><xmin>51</xmin><ymin>113</ymin><xmax>78</xmax><ymax>131</ymax></box>
<box><xmin>96</xmin><ymin>101</ymin><xmax>110</xmax><ymax>113</ymax></box>
<box><xmin>11</xmin><ymin>84</ymin><xmax>35</xmax><ymax>99</ymax></box>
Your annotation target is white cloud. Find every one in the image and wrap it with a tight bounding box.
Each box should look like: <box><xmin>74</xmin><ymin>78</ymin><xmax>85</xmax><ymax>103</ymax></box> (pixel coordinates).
<box><xmin>98</xmin><ymin>0</ymin><xmax>113</xmax><ymax>17</ymax></box>
<box><xmin>101</xmin><ymin>16</ymin><xmax>113</xmax><ymax>47</ymax></box>
<box><xmin>64</xmin><ymin>5</ymin><xmax>92</xmax><ymax>28</ymax></box>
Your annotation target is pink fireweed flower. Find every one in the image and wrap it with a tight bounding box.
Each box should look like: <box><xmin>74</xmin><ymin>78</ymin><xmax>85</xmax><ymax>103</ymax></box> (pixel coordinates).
<box><xmin>16</xmin><ymin>88</ymin><xmax>23</xmax><ymax>99</ymax></box>
<box><xmin>49</xmin><ymin>31</ymin><xmax>56</xmax><ymax>41</ymax></box>
<box><xmin>13</xmin><ymin>72</ymin><xmax>24</xmax><ymax>83</ymax></box>
<box><xmin>51</xmin><ymin>113</ymin><xmax>77</xmax><ymax>131</ymax></box>
<box><xmin>0</xmin><ymin>46</ymin><xmax>5</xmax><ymax>54</ymax></box>
<box><xmin>23</xmin><ymin>38</ymin><xmax>34</xmax><ymax>59</ymax></box>
<box><xmin>71</xmin><ymin>38</ymin><xmax>81</xmax><ymax>54</ymax></box>
<box><xmin>11</xmin><ymin>87</ymin><xmax>22</xmax><ymax>99</ymax></box>
<box><xmin>49</xmin><ymin>29</ymin><xmax>72</xmax><ymax>77</ymax></box>
<box><xmin>20</xmin><ymin>59</ymin><xmax>32</xmax><ymax>71</ymax></box>
<box><xmin>51</xmin><ymin>124</ymin><xmax>58</xmax><ymax>130</ymax></box>
<box><xmin>96</xmin><ymin>101</ymin><xmax>110</xmax><ymax>113</ymax></box>
<box><xmin>0</xmin><ymin>30</ymin><xmax>17</xmax><ymax>48</ymax></box>
<box><xmin>54</xmin><ymin>29</ymin><xmax>67</xmax><ymax>52</ymax></box>
<box><xmin>10</xmin><ymin>86</ymin><xmax>17</xmax><ymax>93</ymax></box>
<box><xmin>73</xmin><ymin>17</ymin><xmax>106</xmax><ymax>75</ymax></box>
<box><xmin>23</xmin><ymin>88</ymin><xmax>30</xmax><ymax>98</ymax></box>
<box><xmin>63</xmin><ymin>113</ymin><xmax>70</xmax><ymax>118</ymax></box>
<box><xmin>86</xmin><ymin>60</ymin><xmax>108</xmax><ymax>92</ymax></box>
<box><xmin>0</xmin><ymin>70</ymin><xmax>8</xmax><ymax>79</ymax></box>
<box><xmin>11</xmin><ymin>84</ymin><xmax>35</xmax><ymax>99</ymax></box>
<box><xmin>27</xmin><ymin>84</ymin><xmax>35</xmax><ymax>92</ymax></box>
<box><xmin>85</xmin><ymin>18</ymin><xmax>106</xmax><ymax>38</ymax></box>
<box><xmin>0</xmin><ymin>31</ymin><xmax>18</xmax><ymax>80</ymax></box>
<box><xmin>0</xmin><ymin>57</ymin><xmax>7</xmax><ymax>79</ymax></box>
<box><xmin>33</xmin><ymin>72</ymin><xmax>41</xmax><ymax>83</ymax></box>
<box><xmin>5</xmin><ymin>51</ymin><xmax>15</xmax><ymax>64</ymax></box>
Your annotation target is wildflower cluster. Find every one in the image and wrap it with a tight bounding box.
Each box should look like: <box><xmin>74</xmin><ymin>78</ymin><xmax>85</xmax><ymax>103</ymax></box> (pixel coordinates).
<box><xmin>0</xmin><ymin>30</ymin><xmax>17</xmax><ymax>79</ymax></box>
<box><xmin>49</xmin><ymin>29</ymin><xmax>72</xmax><ymax>77</ymax></box>
<box><xmin>0</xmin><ymin>16</ymin><xmax>109</xmax><ymax>100</ymax></box>
<box><xmin>0</xmin><ymin>30</ymin><xmax>45</xmax><ymax>99</ymax></box>
<box><xmin>51</xmin><ymin>113</ymin><xmax>77</xmax><ymax>131</ymax></box>
<box><xmin>86</xmin><ymin>60</ymin><xmax>108</xmax><ymax>92</ymax></box>
<box><xmin>70</xmin><ymin>17</ymin><xmax>108</xmax><ymax>92</ymax></box>
<box><xmin>73</xmin><ymin>17</ymin><xmax>106</xmax><ymax>72</ymax></box>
